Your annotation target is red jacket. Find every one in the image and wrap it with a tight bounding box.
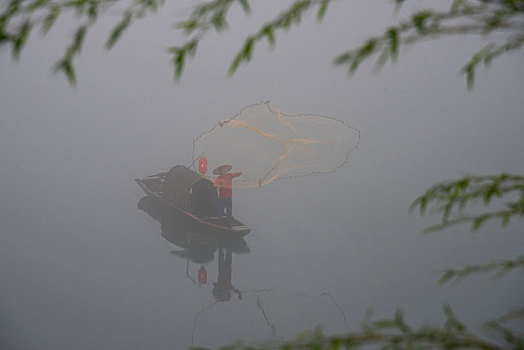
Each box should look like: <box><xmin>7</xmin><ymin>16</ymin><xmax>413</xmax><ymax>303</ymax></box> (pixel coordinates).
<box><xmin>214</xmin><ymin>172</ymin><xmax>241</xmax><ymax>198</ymax></box>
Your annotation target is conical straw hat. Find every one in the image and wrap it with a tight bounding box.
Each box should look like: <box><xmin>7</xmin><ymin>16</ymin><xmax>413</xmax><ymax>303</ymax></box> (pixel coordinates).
<box><xmin>213</xmin><ymin>164</ymin><xmax>232</xmax><ymax>175</ymax></box>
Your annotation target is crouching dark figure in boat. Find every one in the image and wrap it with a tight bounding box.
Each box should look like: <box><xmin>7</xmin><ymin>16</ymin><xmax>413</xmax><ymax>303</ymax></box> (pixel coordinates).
<box><xmin>213</xmin><ymin>165</ymin><xmax>242</xmax><ymax>223</ymax></box>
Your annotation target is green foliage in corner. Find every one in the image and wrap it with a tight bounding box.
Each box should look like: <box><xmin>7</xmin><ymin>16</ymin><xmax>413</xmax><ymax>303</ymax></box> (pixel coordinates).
<box><xmin>2</xmin><ymin>0</ymin><xmax>524</xmax><ymax>85</ymax></box>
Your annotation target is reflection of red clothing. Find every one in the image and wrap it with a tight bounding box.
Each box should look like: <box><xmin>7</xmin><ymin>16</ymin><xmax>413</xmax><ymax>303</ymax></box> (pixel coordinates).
<box><xmin>214</xmin><ymin>172</ymin><xmax>241</xmax><ymax>198</ymax></box>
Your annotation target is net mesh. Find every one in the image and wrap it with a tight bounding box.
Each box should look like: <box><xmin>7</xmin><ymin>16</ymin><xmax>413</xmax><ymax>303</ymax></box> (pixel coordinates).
<box><xmin>193</xmin><ymin>101</ymin><xmax>360</xmax><ymax>188</ymax></box>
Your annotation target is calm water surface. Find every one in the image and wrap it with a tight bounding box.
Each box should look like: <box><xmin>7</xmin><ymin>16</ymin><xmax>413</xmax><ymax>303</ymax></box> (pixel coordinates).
<box><xmin>1</xmin><ymin>131</ymin><xmax>523</xmax><ymax>349</ymax></box>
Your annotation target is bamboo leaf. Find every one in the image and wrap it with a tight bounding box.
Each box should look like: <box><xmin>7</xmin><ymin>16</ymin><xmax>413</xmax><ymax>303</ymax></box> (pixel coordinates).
<box><xmin>54</xmin><ymin>59</ymin><xmax>77</xmax><ymax>86</ymax></box>
<box><xmin>359</xmin><ymin>39</ymin><xmax>376</xmax><ymax>56</ymax></box>
<box><xmin>412</xmin><ymin>10</ymin><xmax>433</xmax><ymax>34</ymax></box>
<box><xmin>172</xmin><ymin>47</ymin><xmax>185</xmax><ymax>80</ymax></box>
<box><xmin>472</xmin><ymin>215</ymin><xmax>486</xmax><ymax>231</ymax></box>
<box><xmin>333</xmin><ymin>52</ymin><xmax>350</xmax><ymax>65</ymax></box>
<box><xmin>42</xmin><ymin>6</ymin><xmax>60</xmax><ymax>33</ymax></box>
<box><xmin>12</xmin><ymin>20</ymin><xmax>31</xmax><ymax>60</ymax></box>
<box><xmin>238</xmin><ymin>0</ymin><xmax>251</xmax><ymax>14</ymax></box>
<box><xmin>105</xmin><ymin>11</ymin><xmax>132</xmax><ymax>50</ymax></box>
<box><xmin>87</xmin><ymin>1</ymin><xmax>98</xmax><ymax>21</ymax></box>
<box><xmin>71</xmin><ymin>25</ymin><xmax>87</xmax><ymax>54</ymax></box>
<box><xmin>211</xmin><ymin>12</ymin><xmax>228</xmax><ymax>31</ymax></box>
<box><xmin>243</xmin><ymin>37</ymin><xmax>254</xmax><ymax>60</ymax></box>
<box><xmin>176</xmin><ymin>19</ymin><xmax>198</xmax><ymax>34</ymax></box>
<box><xmin>387</xmin><ymin>28</ymin><xmax>398</xmax><ymax>61</ymax></box>
<box><xmin>228</xmin><ymin>51</ymin><xmax>244</xmax><ymax>76</ymax></box>
<box><xmin>186</xmin><ymin>40</ymin><xmax>198</xmax><ymax>57</ymax></box>
<box><xmin>394</xmin><ymin>309</ymin><xmax>411</xmax><ymax>333</ymax></box>
<box><xmin>443</xmin><ymin>304</ymin><xmax>467</xmax><ymax>331</ymax></box>
<box><xmin>438</xmin><ymin>270</ymin><xmax>456</xmax><ymax>285</ymax></box>
<box><xmin>263</xmin><ymin>25</ymin><xmax>275</xmax><ymax>48</ymax></box>
<box><xmin>26</xmin><ymin>0</ymin><xmax>51</xmax><ymax>11</ymax></box>
<box><xmin>466</xmin><ymin>66</ymin><xmax>474</xmax><ymax>90</ymax></box>
<box><xmin>349</xmin><ymin>61</ymin><xmax>359</xmax><ymax>75</ymax></box>
<box><xmin>373</xmin><ymin>49</ymin><xmax>390</xmax><ymax>72</ymax></box>
<box><xmin>330</xmin><ymin>337</ymin><xmax>341</xmax><ymax>349</ymax></box>
<box><xmin>317</xmin><ymin>0</ymin><xmax>328</xmax><ymax>22</ymax></box>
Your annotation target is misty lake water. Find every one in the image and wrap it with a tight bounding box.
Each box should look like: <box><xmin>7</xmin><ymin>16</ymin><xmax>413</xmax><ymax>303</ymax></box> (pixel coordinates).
<box><xmin>1</xmin><ymin>109</ymin><xmax>523</xmax><ymax>349</ymax></box>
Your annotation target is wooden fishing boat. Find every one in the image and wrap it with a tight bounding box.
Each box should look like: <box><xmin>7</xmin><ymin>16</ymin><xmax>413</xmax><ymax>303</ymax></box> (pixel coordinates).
<box><xmin>135</xmin><ymin>165</ymin><xmax>250</xmax><ymax>238</ymax></box>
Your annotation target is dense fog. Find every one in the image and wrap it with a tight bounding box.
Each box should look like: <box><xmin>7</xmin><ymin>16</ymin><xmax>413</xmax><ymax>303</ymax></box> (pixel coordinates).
<box><xmin>1</xmin><ymin>1</ymin><xmax>523</xmax><ymax>349</ymax></box>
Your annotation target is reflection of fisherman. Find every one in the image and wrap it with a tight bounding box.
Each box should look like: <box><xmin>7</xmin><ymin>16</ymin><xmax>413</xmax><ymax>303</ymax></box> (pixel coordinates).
<box><xmin>213</xmin><ymin>165</ymin><xmax>242</xmax><ymax>220</ymax></box>
<box><xmin>212</xmin><ymin>247</ymin><xmax>241</xmax><ymax>301</ymax></box>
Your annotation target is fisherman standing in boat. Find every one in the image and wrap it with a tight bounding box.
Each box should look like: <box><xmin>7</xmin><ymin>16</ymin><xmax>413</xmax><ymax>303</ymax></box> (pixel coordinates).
<box><xmin>213</xmin><ymin>165</ymin><xmax>242</xmax><ymax>221</ymax></box>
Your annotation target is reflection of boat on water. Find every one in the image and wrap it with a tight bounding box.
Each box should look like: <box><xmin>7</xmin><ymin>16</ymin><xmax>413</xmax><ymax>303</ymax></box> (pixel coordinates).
<box><xmin>138</xmin><ymin>196</ymin><xmax>350</xmax><ymax>349</ymax></box>
<box><xmin>137</xmin><ymin>195</ymin><xmax>250</xmax><ymax>256</ymax></box>
<box><xmin>138</xmin><ymin>195</ymin><xmax>249</xmax><ymax>300</ymax></box>
<box><xmin>135</xmin><ymin>165</ymin><xmax>250</xmax><ymax>238</ymax></box>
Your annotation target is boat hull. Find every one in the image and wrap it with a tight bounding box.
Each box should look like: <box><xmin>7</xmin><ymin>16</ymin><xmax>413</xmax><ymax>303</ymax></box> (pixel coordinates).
<box><xmin>135</xmin><ymin>173</ymin><xmax>250</xmax><ymax>238</ymax></box>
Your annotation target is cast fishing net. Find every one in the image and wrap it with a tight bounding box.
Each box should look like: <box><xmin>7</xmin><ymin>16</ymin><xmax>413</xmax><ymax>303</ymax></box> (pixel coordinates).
<box><xmin>193</xmin><ymin>101</ymin><xmax>360</xmax><ymax>188</ymax></box>
<box><xmin>191</xmin><ymin>289</ymin><xmax>350</xmax><ymax>348</ymax></box>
